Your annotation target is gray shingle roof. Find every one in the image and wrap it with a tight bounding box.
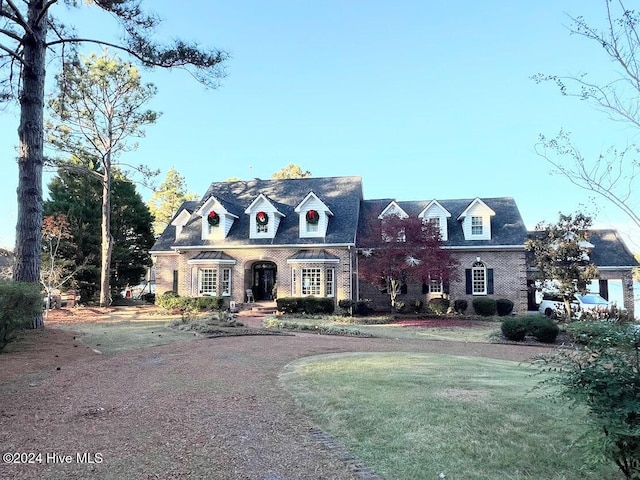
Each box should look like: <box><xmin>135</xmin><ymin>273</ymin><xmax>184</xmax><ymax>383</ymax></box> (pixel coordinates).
<box><xmin>587</xmin><ymin>230</ymin><xmax>638</xmax><ymax>267</ymax></box>
<box><xmin>357</xmin><ymin>197</ymin><xmax>528</xmax><ymax>247</ymax></box>
<box><xmin>150</xmin><ymin>176</ymin><xmax>363</xmax><ymax>252</ymax></box>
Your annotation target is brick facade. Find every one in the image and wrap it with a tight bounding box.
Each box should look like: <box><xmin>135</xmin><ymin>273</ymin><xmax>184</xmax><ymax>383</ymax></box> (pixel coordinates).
<box><xmin>358</xmin><ymin>249</ymin><xmax>528</xmax><ymax>314</ymax></box>
<box><xmin>154</xmin><ymin>246</ymin><xmax>356</xmax><ymax>308</ymax></box>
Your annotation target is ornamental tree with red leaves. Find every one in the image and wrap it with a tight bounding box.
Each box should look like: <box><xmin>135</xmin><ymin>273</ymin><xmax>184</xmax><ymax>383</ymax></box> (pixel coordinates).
<box><xmin>358</xmin><ymin>213</ymin><xmax>458</xmax><ymax>311</ymax></box>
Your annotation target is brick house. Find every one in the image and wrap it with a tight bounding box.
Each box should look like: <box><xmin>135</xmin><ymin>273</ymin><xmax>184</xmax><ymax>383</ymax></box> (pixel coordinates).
<box><xmin>150</xmin><ymin>176</ymin><xmax>637</xmax><ymax>317</ymax></box>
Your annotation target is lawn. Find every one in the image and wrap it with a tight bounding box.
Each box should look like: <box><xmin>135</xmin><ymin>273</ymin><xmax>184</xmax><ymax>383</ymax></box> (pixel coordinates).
<box><xmin>280</xmin><ymin>352</ymin><xmax>621</xmax><ymax>480</ymax></box>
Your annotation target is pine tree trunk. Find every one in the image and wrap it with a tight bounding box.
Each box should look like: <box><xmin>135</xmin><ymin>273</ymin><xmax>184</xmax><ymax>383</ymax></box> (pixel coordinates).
<box><xmin>14</xmin><ymin>1</ymin><xmax>48</xmax><ymax>328</ymax></box>
<box><xmin>99</xmin><ymin>167</ymin><xmax>113</xmax><ymax>307</ymax></box>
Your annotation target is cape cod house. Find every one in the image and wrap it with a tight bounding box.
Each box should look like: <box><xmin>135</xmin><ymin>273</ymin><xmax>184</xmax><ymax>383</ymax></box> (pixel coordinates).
<box><xmin>150</xmin><ymin>176</ymin><xmax>637</xmax><ymax>317</ymax></box>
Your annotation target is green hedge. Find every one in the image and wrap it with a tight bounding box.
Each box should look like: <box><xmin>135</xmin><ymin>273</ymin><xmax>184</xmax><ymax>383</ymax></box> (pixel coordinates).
<box><xmin>501</xmin><ymin>316</ymin><xmax>559</xmax><ymax>343</ymax></box>
<box><xmin>0</xmin><ymin>280</ymin><xmax>42</xmax><ymax>351</ymax></box>
<box><xmin>156</xmin><ymin>291</ymin><xmax>225</xmax><ymax>312</ymax></box>
<box><xmin>472</xmin><ymin>297</ymin><xmax>497</xmax><ymax>316</ymax></box>
<box><xmin>276</xmin><ymin>297</ymin><xmax>335</xmax><ymax>315</ymax></box>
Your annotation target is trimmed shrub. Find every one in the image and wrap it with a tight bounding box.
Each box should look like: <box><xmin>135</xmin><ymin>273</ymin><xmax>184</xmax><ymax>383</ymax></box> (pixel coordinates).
<box><xmin>0</xmin><ymin>280</ymin><xmax>42</xmax><ymax>351</ymax></box>
<box><xmin>453</xmin><ymin>299</ymin><xmax>468</xmax><ymax>314</ymax></box>
<box><xmin>501</xmin><ymin>318</ymin><xmax>528</xmax><ymax>341</ymax></box>
<box><xmin>496</xmin><ymin>298</ymin><xmax>514</xmax><ymax>316</ymax></box>
<box><xmin>276</xmin><ymin>297</ymin><xmax>304</xmax><ymax>314</ymax></box>
<box><xmin>276</xmin><ymin>297</ymin><xmax>334</xmax><ymax>315</ymax></box>
<box><xmin>303</xmin><ymin>297</ymin><xmax>334</xmax><ymax>315</ymax></box>
<box><xmin>472</xmin><ymin>297</ymin><xmax>497</xmax><ymax>316</ymax></box>
<box><xmin>528</xmin><ymin>317</ymin><xmax>560</xmax><ymax>343</ymax></box>
<box><xmin>156</xmin><ymin>292</ymin><xmax>225</xmax><ymax>312</ymax></box>
<box><xmin>195</xmin><ymin>296</ymin><xmax>225</xmax><ymax>311</ymax></box>
<box><xmin>500</xmin><ymin>316</ymin><xmax>560</xmax><ymax>343</ymax></box>
<box><xmin>338</xmin><ymin>299</ymin><xmax>354</xmax><ymax>315</ymax></box>
<box><xmin>428</xmin><ymin>298</ymin><xmax>450</xmax><ymax>315</ymax></box>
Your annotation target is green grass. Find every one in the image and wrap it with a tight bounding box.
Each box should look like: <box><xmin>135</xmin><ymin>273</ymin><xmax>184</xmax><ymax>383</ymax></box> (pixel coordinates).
<box><xmin>281</xmin><ymin>352</ymin><xmax>621</xmax><ymax>480</ymax></box>
<box><xmin>55</xmin><ymin>321</ymin><xmax>201</xmax><ymax>354</ymax></box>
<box><xmin>264</xmin><ymin>315</ymin><xmax>500</xmax><ymax>342</ymax></box>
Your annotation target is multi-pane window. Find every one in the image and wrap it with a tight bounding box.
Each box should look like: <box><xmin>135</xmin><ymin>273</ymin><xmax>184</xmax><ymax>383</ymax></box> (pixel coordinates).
<box><xmin>306</xmin><ymin>221</ymin><xmax>319</xmax><ymax>233</ymax></box>
<box><xmin>221</xmin><ymin>268</ymin><xmax>231</xmax><ymax>296</ymax></box>
<box><xmin>199</xmin><ymin>268</ymin><xmax>217</xmax><ymax>295</ymax></box>
<box><xmin>326</xmin><ymin>268</ymin><xmax>335</xmax><ymax>297</ymax></box>
<box><xmin>471</xmin><ymin>216</ymin><xmax>483</xmax><ymax>235</ymax></box>
<box><xmin>302</xmin><ymin>268</ymin><xmax>322</xmax><ymax>295</ymax></box>
<box><xmin>208</xmin><ymin>223</ymin><xmax>219</xmax><ymax>235</ymax></box>
<box><xmin>472</xmin><ymin>261</ymin><xmax>486</xmax><ymax>295</ymax></box>
<box><xmin>257</xmin><ymin>223</ymin><xmax>268</xmax><ymax>234</ymax></box>
<box><xmin>430</xmin><ymin>277</ymin><xmax>442</xmax><ymax>293</ymax></box>
<box><xmin>428</xmin><ymin>217</ymin><xmax>440</xmax><ymax>230</ymax></box>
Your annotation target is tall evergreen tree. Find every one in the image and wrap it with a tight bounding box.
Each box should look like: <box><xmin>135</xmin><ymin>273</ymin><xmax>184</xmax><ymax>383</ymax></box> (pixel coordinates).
<box><xmin>45</xmin><ymin>165</ymin><xmax>154</xmax><ymax>303</ymax></box>
<box><xmin>47</xmin><ymin>51</ymin><xmax>159</xmax><ymax>307</ymax></box>
<box><xmin>148</xmin><ymin>168</ymin><xmax>198</xmax><ymax>235</ymax></box>
<box><xmin>0</xmin><ymin>1</ymin><xmax>226</xmax><ymax>326</ymax></box>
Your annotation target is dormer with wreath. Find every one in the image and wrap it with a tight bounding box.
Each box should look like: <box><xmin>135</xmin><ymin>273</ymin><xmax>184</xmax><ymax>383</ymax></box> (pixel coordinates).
<box><xmin>196</xmin><ymin>195</ymin><xmax>238</xmax><ymax>241</ymax></box>
<box><xmin>295</xmin><ymin>191</ymin><xmax>334</xmax><ymax>238</ymax></box>
<box><xmin>245</xmin><ymin>193</ymin><xmax>285</xmax><ymax>239</ymax></box>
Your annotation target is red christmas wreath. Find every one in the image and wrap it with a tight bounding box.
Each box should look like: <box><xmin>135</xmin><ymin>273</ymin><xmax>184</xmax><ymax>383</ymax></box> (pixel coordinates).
<box><xmin>306</xmin><ymin>209</ymin><xmax>319</xmax><ymax>224</ymax></box>
<box><xmin>256</xmin><ymin>211</ymin><xmax>269</xmax><ymax>226</ymax></box>
<box><xmin>207</xmin><ymin>210</ymin><xmax>220</xmax><ymax>226</ymax></box>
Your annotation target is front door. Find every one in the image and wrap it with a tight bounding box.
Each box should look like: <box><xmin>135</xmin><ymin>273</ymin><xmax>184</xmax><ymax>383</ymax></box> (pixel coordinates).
<box><xmin>253</xmin><ymin>262</ymin><xmax>277</xmax><ymax>301</ymax></box>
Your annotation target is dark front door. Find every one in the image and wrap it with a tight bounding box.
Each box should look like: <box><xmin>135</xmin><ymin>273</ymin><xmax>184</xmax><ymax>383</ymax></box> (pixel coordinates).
<box><xmin>253</xmin><ymin>262</ymin><xmax>277</xmax><ymax>301</ymax></box>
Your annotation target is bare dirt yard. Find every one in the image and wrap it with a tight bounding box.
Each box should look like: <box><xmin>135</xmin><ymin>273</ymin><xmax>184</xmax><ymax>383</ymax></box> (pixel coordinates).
<box><xmin>0</xmin><ymin>307</ymin><xmax>553</xmax><ymax>480</ymax></box>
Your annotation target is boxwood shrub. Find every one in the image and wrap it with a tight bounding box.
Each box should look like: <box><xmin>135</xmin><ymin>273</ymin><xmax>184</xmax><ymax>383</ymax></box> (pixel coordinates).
<box><xmin>453</xmin><ymin>299</ymin><xmax>468</xmax><ymax>314</ymax></box>
<box><xmin>501</xmin><ymin>318</ymin><xmax>528</xmax><ymax>341</ymax></box>
<box><xmin>156</xmin><ymin>291</ymin><xmax>224</xmax><ymax>312</ymax></box>
<box><xmin>496</xmin><ymin>298</ymin><xmax>514</xmax><ymax>316</ymax></box>
<box><xmin>501</xmin><ymin>316</ymin><xmax>560</xmax><ymax>343</ymax></box>
<box><xmin>276</xmin><ymin>297</ymin><xmax>335</xmax><ymax>315</ymax></box>
<box><xmin>472</xmin><ymin>297</ymin><xmax>497</xmax><ymax>316</ymax></box>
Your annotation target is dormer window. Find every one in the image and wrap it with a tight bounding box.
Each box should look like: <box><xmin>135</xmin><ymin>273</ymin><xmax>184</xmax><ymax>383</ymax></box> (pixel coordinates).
<box><xmin>457</xmin><ymin>198</ymin><xmax>495</xmax><ymax>241</ymax></box>
<box><xmin>418</xmin><ymin>200</ymin><xmax>451</xmax><ymax>241</ymax></box>
<box><xmin>245</xmin><ymin>194</ymin><xmax>285</xmax><ymax>239</ymax></box>
<box><xmin>295</xmin><ymin>192</ymin><xmax>333</xmax><ymax>239</ymax></box>
<box><xmin>196</xmin><ymin>196</ymin><xmax>239</xmax><ymax>241</ymax></box>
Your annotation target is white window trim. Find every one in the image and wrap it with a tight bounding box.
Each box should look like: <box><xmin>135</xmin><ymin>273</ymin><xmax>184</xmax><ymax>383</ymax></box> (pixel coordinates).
<box><xmin>472</xmin><ymin>262</ymin><xmax>487</xmax><ymax>295</ymax></box>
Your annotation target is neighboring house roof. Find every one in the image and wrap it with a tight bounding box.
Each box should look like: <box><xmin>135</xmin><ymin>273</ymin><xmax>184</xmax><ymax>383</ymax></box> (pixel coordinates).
<box><xmin>526</xmin><ymin>229</ymin><xmax>638</xmax><ymax>269</ymax></box>
<box><xmin>357</xmin><ymin>197</ymin><xmax>528</xmax><ymax>248</ymax></box>
<box><xmin>587</xmin><ymin>230</ymin><xmax>639</xmax><ymax>267</ymax></box>
<box><xmin>150</xmin><ymin>176</ymin><xmax>363</xmax><ymax>252</ymax></box>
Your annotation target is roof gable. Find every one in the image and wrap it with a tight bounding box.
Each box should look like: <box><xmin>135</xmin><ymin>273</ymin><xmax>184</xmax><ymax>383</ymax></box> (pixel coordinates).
<box><xmin>457</xmin><ymin>198</ymin><xmax>496</xmax><ymax>220</ymax></box>
<box><xmin>379</xmin><ymin>201</ymin><xmax>408</xmax><ymax>219</ymax></box>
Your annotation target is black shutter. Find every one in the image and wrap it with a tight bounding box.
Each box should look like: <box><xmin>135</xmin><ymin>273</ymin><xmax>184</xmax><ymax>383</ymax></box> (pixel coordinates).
<box><xmin>487</xmin><ymin>269</ymin><xmax>494</xmax><ymax>295</ymax></box>
<box><xmin>443</xmin><ymin>280</ymin><xmax>450</xmax><ymax>295</ymax></box>
<box><xmin>599</xmin><ymin>279</ymin><xmax>609</xmax><ymax>300</ymax></box>
<box><xmin>465</xmin><ymin>269</ymin><xmax>472</xmax><ymax>294</ymax></box>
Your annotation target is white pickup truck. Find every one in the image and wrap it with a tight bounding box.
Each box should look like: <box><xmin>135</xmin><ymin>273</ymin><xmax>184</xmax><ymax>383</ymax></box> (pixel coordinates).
<box><xmin>538</xmin><ymin>293</ymin><xmax>611</xmax><ymax>319</ymax></box>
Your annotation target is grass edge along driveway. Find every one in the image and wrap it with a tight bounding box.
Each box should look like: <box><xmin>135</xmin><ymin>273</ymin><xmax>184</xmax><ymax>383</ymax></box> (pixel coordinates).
<box><xmin>280</xmin><ymin>352</ymin><xmax>621</xmax><ymax>480</ymax></box>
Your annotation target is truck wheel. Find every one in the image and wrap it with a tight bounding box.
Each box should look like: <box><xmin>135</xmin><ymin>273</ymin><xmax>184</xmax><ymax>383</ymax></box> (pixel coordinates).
<box><xmin>544</xmin><ymin>308</ymin><xmax>553</xmax><ymax>318</ymax></box>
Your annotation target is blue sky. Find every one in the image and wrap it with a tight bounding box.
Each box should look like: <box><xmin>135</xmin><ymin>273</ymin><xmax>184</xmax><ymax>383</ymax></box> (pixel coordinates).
<box><xmin>1</xmin><ymin>0</ymin><xmax>639</xmax><ymax>252</ymax></box>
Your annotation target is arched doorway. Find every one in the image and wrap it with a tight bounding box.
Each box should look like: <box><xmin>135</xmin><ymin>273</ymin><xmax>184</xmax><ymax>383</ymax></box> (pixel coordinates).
<box><xmin>251</xmin><ymin>261</ymin><xmax>277</xmax><ymax>301</ymax></box>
